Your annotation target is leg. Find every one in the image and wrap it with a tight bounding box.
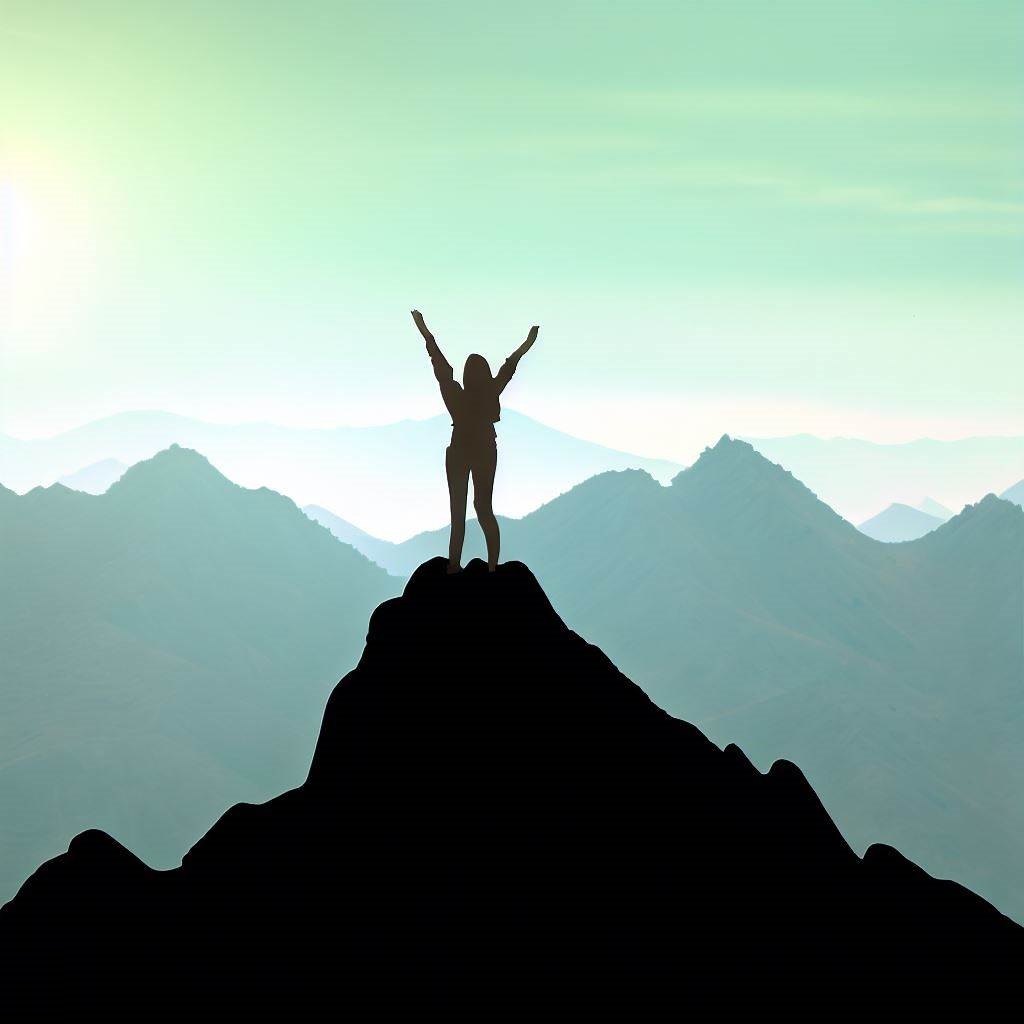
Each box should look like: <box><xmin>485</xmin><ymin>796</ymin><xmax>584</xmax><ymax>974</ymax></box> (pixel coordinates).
<box><xmin>471</xmin><ymin>443</ymin><xmax>500</xmax><ymax>572</ymax></box>
<box><xmin>445</xmin><ymin>445</ymin><xmax>470</xmax><ymax>573</ymax></box>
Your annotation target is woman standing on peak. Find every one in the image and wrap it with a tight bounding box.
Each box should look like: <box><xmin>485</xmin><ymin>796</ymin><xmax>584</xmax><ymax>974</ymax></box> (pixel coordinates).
<box><xmin>411</xmin><ymin>309</ymin><xmax>539</xmax><ymax>574</ymax></box>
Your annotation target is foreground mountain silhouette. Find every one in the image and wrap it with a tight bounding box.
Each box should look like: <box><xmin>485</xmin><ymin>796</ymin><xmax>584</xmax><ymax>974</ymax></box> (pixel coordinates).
<box><xmin>311</xmin><ymin>436</ymin><xmax>1024</xmax><ymax>920</ymax></box>
<box><xmin>4</xmin><ymin>559</ymin><xmax>1019</xmax><ymax>991</ymax></box>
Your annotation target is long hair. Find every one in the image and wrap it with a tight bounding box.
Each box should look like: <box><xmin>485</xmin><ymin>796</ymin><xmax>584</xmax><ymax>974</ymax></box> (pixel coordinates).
<box><xmin>462</xmin><ymin>353</ymin><xmax>500</xmax><ymax>423</ymax></box>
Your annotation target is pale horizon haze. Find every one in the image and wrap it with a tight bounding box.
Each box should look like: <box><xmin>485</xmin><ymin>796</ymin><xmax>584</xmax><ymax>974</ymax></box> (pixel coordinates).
<box><xmin>2</xmin><ymin>2</ymin><xmax>1022</xmax><ymax>464</ymax></box>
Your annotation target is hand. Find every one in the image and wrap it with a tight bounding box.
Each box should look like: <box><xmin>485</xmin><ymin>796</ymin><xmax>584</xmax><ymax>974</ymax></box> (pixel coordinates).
<box><xmin>528</xmin><ymin>325</ymin><xmax>539</xmax><ymax>339</ymax></box>
<box><xmin>411</xmin><ymin>309</ymin><xmax>424</xmax><ymax>322</ymax></box>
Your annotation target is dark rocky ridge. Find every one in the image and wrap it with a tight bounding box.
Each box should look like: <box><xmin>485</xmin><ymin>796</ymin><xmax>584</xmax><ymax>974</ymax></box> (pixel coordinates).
<box><xmin>2</xmin><ymin>558</ymin><xmax>1019</xmax><ymax>994</ymax></box>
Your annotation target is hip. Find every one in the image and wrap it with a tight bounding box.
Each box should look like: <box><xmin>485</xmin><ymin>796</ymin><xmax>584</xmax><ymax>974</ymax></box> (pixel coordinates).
<box><xmin>446</xmin><ymin>437</ymin><xmax>497</xmax><ymax>468</ymax></box>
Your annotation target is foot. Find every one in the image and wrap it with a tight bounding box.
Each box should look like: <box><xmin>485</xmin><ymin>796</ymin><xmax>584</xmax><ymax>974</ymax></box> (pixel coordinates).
<box><xmin>446</xmin><ymin>561</ymin><xmax>461</xmax><ymax>575</ymax></box>
<box><xmin>487</xmin><ymin>562</ymin><xmax>497</xmax><ymax>573</ymax></box>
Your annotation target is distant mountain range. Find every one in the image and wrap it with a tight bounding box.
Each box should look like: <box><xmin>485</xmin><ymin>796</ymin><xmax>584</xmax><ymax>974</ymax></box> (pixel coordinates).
<box><xmin>0</xmin><ymin>446</ymin><xmax>399</xmax><ymax>904</ymax></box>
<box><xmin>857</xmin><ymin>502</ymin><xmax>947</xmax><ymax>543</ymax></box>
<box><xmin>0</xmin><ymin>410</ymin><xmax>681</xmax><ymax>540</ymax></box>
<box><xmin>10</xmin><ymin>414</ymin><xmax>1024</xmax><ymax>536</ymax></box>
<box><xmin>310</xmin><ymin>437</ymin><xmax>1024</xmax><ymax>921</ymax></box>
<box><xmin>746</xmin><ymin>433</ymin><xmax>1024</xmax><ymax>524</ymax></box>
<box><xmin>4</xmin><ymin>560</ymin><xmax>1018</xmax><ymax>996</ymax></box>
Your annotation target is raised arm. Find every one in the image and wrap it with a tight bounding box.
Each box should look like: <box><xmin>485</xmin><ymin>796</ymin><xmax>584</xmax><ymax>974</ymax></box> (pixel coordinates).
<box><xmin>495</xmin><ymin>325</ymin><xmax>539</xmax><ymax>393</ymax></box>
<box><xmin>411</xmin><ymin>309</ymin><xmax>453</xmax><ymax>385</ymax></box>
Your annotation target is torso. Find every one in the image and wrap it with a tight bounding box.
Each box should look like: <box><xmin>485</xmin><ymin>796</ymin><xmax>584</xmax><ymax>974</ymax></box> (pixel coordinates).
<box><xmin>442</xmin><ymin>381</ymin><xmax>498</xmax><ymax>451</ymax></box>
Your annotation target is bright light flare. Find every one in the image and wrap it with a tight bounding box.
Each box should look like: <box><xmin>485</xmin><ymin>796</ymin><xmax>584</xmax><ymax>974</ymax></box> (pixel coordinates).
<box><xmin>0</xmin><ymin>159</ymin><xmax>101</xmax><ymax>348</ymax></box>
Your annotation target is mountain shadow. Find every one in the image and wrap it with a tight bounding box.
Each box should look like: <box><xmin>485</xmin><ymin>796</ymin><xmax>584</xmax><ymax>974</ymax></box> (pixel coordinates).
<box><xmin>3</xmin><ymin>559</ymin><xmax>1019</xmax><ymax>995</ymax></box>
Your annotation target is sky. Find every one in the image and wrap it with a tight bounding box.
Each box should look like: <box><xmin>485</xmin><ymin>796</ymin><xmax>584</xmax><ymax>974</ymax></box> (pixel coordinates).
<box><xmin>1</xmin><ymin>1</ymin><xmax>1022</xmax><ymax>461</ymax></box>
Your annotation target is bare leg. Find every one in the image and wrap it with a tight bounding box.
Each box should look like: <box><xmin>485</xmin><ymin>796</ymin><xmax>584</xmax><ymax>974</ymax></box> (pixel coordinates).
<box><xmin>471</xmin><ymin>443</ymin><xmax>500</xmax><ymax>572</ymax></box>
<box><xmin>445</xmin><ymin>445</ymin><xmax>469</xmax><ymax>573</ymax></box>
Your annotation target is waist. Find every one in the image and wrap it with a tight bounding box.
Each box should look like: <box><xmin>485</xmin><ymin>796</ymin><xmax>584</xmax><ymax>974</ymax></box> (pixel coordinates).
<box><xmin>450</xmin><ymin>423</ymin><xmax>496</xmax><ymax>447</ymax></box>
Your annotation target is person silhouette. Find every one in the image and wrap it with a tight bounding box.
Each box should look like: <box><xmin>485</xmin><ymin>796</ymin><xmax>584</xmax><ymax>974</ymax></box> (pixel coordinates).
<box><xmin>411</xmin><ymin>310</ymin><xmax>539</xmax><ymax>573</ymax></box>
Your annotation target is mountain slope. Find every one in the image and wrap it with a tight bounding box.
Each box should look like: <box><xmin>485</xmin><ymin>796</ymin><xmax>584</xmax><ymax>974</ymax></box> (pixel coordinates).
<box><xmin>0</xmin><ymin>409</ymin><xmax>681</xmax><ymax>539</ymax></box>
<box><xmin>0</xmin><ymin>446</ymin><xmax>399</xmax><ymax>904</ymax></box>
<box><xmin>336</xmin><ymin>437</ymin><xmax>1024</xmax><ymax>920</ymax></box>
<box><xmin>858</xmin><ymin>502</ymin><xmax>946</xmax><ymax>542</ymax></box>
<box><xmin>3</xmin><ymin>559</ymin><xmax>1018</xmax><ymax>996</ymax></box>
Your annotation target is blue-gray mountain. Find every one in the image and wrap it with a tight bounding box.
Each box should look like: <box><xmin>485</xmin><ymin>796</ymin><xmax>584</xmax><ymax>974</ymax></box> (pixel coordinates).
<box><xmin>313</xmin><ymin>437</ymin><xmax>1024</xmax><ymax>921</ymax></box>
<box><xmin>0</xmin><ymin>446</ymin><xmax>400</xmax><ymax>904</ymax></box>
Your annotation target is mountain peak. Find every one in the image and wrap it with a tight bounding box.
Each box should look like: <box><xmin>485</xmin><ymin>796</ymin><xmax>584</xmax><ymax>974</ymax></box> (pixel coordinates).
<box><xmin>959</xmin><ymin>492</ymin><xmax>1021</xmax><ymax>523</ymax></box>
<box><xmin>920</xmin><ymin>492</ymin><xmax>1024</xmax><ymax>552</ymax></box>
<box><xmin>16</xmin><ymin>481</ymin><xmax>96</xmax><ymax>510</ymax></box>
<box><xmin>106</xmin><ymin>444</ymin><xmax>233</xmax><ymax>499</ymax></box>
<box><xmin>689</xmin><ymin>433</ymin><xmax>801</xmax><ymax>479</ymax></box>
<box><xmin>670</xmin><ymin>432</ymin><xmax>853</xmax><ymax>537</ymax></box>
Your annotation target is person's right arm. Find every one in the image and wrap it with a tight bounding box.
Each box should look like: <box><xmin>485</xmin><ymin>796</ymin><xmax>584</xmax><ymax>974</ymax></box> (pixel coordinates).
<box><xmin>411</xmin><ymin>309</ymin><xmax>453</xmax><ymax>385</ymax></box>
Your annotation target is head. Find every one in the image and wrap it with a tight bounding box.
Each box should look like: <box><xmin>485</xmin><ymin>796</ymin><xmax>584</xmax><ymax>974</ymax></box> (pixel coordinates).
<box><xmin>462</xmin><ymin>353</ymin><xmax>500</xmax><ymax>421</ymax></box>
<box><xmin>462</xmin><ymin>353</ymin><xmax>493</xmax><ymax>393</ymax></box>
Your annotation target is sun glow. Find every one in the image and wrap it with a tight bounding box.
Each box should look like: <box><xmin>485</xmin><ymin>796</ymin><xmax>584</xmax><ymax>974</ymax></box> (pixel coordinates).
<box><xmin>0</xmin><ymin>160</ymin><xmax>101</xmax><ymax>348</ymax></box>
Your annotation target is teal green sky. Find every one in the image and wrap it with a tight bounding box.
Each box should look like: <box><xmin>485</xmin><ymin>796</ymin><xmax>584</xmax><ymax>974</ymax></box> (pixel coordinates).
<box><xmin>2</xmin><ymin>1</ymin><xmax>1021</xmax><ymax>458</ymax></box>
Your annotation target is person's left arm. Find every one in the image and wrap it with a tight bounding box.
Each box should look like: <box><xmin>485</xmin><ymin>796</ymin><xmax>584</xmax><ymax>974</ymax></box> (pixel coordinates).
<box><xmin>495</xmin><ymin>325</ymin><xmax>539</xmax><ymax>393</ymax></box>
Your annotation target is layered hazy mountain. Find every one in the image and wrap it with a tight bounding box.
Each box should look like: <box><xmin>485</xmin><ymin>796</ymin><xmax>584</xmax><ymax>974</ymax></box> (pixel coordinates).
<box><xmin>57</xmin><ymin>458</ymin><xmax>129</xmax><ymax>494</ymax></box>
<box><xmin>857</xmin><ymin>502</ymin><xmax>946</xmax><ymax>542</ymax></box>
<box><xmin>313</xmin><ymin>437</ymin><xmax>1024</xmax><ymax>920</ymax></box>
<box><xmin>918</xmin><ymin>497</ymin><xmax>954</xmax><ymax>520</ymax></box>
<box><xmin>1003</xmin><ymin>480</ymin><xmax>1024</xmax><ymax>508</ymax></box>
<box><xmin>746</xmin><ymin>433</ymin><xmax>1024</xmax><ymax>524</ymax></box>
<box><xmin>0</xmin><ymin>446</ymin><xmax>399</xmax><ymax>904</ymax></box>
<box><xmin>0</xmin><ymin>411</ymin><xmax>681</xmax><ymax>540</ymax></box>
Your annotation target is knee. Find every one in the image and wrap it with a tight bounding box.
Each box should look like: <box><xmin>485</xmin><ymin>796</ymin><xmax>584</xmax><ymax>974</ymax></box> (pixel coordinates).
<box><xmin>473</xmin><ymin>496</ymin><xmax>493</xmax><ymax>520</ymax></box>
